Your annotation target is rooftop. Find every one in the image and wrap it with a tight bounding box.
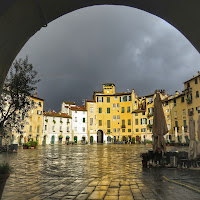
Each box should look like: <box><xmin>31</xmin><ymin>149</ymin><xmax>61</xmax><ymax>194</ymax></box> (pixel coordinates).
<box><xmin>44</xmin><ymin>111</ymin><xmax>71</xmax><ymax>118</ymax></box>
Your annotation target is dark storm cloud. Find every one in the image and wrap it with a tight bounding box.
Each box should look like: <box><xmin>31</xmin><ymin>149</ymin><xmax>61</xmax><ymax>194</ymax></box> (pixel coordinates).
<box><xmin>17</xmin><ymin>5</ymin><xmax>200</xmax><ymax>111</ymax></box>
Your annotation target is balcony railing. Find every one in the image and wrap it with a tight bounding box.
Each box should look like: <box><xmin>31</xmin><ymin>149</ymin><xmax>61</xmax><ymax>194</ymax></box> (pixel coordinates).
<box><xmin>121</xmin><ymin>125</ymin><xmax>126</xmax><ymax>128</ymax></box>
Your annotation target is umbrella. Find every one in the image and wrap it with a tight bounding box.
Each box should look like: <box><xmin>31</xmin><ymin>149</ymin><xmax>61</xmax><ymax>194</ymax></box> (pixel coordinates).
<box><xmin>197</xmin><ymin>115</ymin><xmax>200</xmax><ymax>156</ymax></box>
<box><xmin>188</xmin><ymin>116</ymin><xmax>197</xmax><ymax>160</ymax></box>
<box><xmin>152</xmin><ymin>93</ymin><xmax>168</xmax><ymax>153</ymax></box>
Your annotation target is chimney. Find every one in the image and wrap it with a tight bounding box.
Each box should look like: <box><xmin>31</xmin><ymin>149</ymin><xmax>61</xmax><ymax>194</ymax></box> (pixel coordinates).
<box><xmin>34</xmin><ymin>91</ymin><xmax>37</xmax><ymax>97</ymax></box>
<box><xmin>175</xmin><ymin>91</ymin><xmax>180</xmax><ymax>97</ymax></box>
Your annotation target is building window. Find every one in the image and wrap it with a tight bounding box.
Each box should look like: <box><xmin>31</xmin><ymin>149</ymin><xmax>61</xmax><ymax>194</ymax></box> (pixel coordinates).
<box><xmin>74</xmin><ymin>127</ymin><xmax>77</xmax><ymax>131</ymax></box>
<box><xmin>135</xmin><ymin>119</ymin><xmax>138</xmax><ymax>125</ymax></box>
<box><xmin>121</xmin><ymin>107</ymin><xmax>125</xmax><ymax>113</ymax></box>
<box><xmin>67</xmin><ymin>127</ymin><xmax>69</xmax><ymax>132</ymax></box>
<box><xmin>83</xmin><ymin>118</ymin><xmax>85</xmax><ymax>123</ymax></box>
<box><xmin>60</xmin><ymin>126</ymin><xmax>62</xmax><ymax>131</ymax></box>
<box><xmin>29</xmin><ymin>126</ymin><xmax>32</xmax><ymax>132</ymax></box>
<box><xmin>141</xmin><ymin>128</ymin><xmax>146</xmax><ymax>132</ymax></box>
<box><xmin>107</xmin><ymin>129</ymin><xmax>111</xmax><ymax>133</ymax></box>
<box><xmin>175</xmin><ymin>121</ymin><xmax>178</xmax><ymax>127</ymax></box>
<box><xmin>166</xmin><ymin>109</ymin><xmax>169</xmax><ymax>113</ymax></box>
<box><xmin>99</xmin><ymin>120</ymin><xmax>102</xmax><ymax>126</ymax></box>
<box><xmin>113</xmin><ymin>115</ymin><xmax>116</xmax><ymax>121</ymax></box>
<box><xmin>90</xmin><ymin>107</ymin><xmax>93</xmax><ymax>113</ymax></box>
<box><xmin>117</xmin><ymin>115</ymin><xmax>120</xmax><ymax>121</ymax></box>
<box><xmin>107</xmin><ymin>108</ymin><xmax>110</xmax><ymax>113</ymax></box>
<box><xmin>113</xmin><ymin>128</ymin><xmax>116</xmax><ymax>133</ymax></box>
<box><xmin>142</xmin><ymin>112</ymin><xmax>145</xmax><ymax>115</ymax></box>
<box><xmin>52</xmin><ymin>126</ymin><xmax>54</xmax><ymax>132</ymax></box>
<box><xmin>165</xmin><ymin>101</ymin><xmax>168</xmax><ymax>106</ymax></box>
<box><xmin>174</xmin><ymin>111</ymin><xmax>177</xmax><ymax>118</ymax></box>
<box><xmin>31</xmin><ymin>109</ymin><xmax>33</xmax><ymax>114</ymax></box>
<box><xmin>167</xmin><ymin>115</ymin><xmax>169</xmax><ymax>120</ymax></box>
<box><xmin>128</xmin><ymin>129</ymin><xmax>131</xmax><ymax>132</ymax></box>
<box><xmin>135</xmin><ymin>113</ymin><xmax>138</xmax><ymax>116</ymax></box>
<box><xmin>123</xmin><ymin>96</ymin><xmax>127</xmax><ymax>102</ymax></box>
<box><xmin>141</xmin><ymin>118</ymin><xmax>147</xmax><ymax>125</ymax></box>
<box><xmin>97</xmin><ymin>97</ymin><xmax>103</xmax><ymax>102</ymax></box>
<box><xmin>183</xmin><ymin>109</ymin><xmax>186</xmax><ymax>116</ymax></box>
<box><xmin>181</xmin><ymin>96</ymin><xmax>184</xmax><ymax>102</ymax></box>
<box><xmin>187</xmin><ymin>82</ymin><xmax>190</xmax><ymax>88</ymax></box>
<box><xmin>183</xmin><ymin>120</ymin><xmax>187</xmax><ymax>127</ymax></box>
<box><xmin>122</xmin><ymin>119</ymin><xmax>125</xmax><ymax>125</ymax></box>
<box><xmin>75</xmin><ymin>117</ymin><xmax>77</xmax><ymax>122</ymax></box>
<box><xmin>128</xmin><ymin>119</ymin><xmax>131</xmax><ymax>125</ymax></box>
<box><xmin>195</xmin><ymin>78</ymin><xmax>198</xmax><ymax>84</ymax></box>
<box><xmin>196</xmin><ymin>91</ymin><xmax>199</xmax><ymax>98</ymax></box>
<box><xmin>45</xmin><ymin>125</ymin><xmax>47</xmax><ymax>131</ymax></box>
<box><xmin>38</xmin><ymin>102</ymin><xmax>41</xmax><ymax>107</ymax></box>
<box><xmin>127</xmin><ymin>106</ymin><xmax>130</xmax><ymax>113</ymax></box>
<box><xmin>107</xmin><ymin>97</ymin><xmax>110</xmax><ymax>103</ymax></box>
<box><xmin>129</xmin><ymin>95</ymin><xmax>132</xmax><ymax>101</ymax></box>
<box><xmin>107</xmin><ymin>90</ymin><xmax>109</xmax><ymax>93</ymax></box>
<box><xmin>90</xmin><ymin>129</ymin><xmax>93</xmax><ymax>133</ymax></box>
<box><xmin>107</xmin><ymin>120</ymin><xmax>110</xmax><ymax>128</ymax></box>
<box><xmin>117</xmin><ymin>128</ymin><xmax>120</xmax><ymax>133</ymax></box>
<box><xmin>149</xmin><ymin>119</ymin><xmax>153</xmax><ymax>124</ymax></box>
<box><xmin>122</xmin><ymin>129</ymin><xmax>125</xmax><ymax>132</ymax></box>
<box><xmin>113</xmin><ymin>104</ymin><xmax>116</xmax><ymax>109</ymax></box>
<box><xmin>99</xmin><ymin>107</ymin><xmax>102</xmax><ymax>113</ymax></box>
<box><xmin>136</xmin><ymin>129</ymin><xmax>139</xmax><ymax>132</ymax></box>
<box><xmin>82</xmin><ymin>127</ymin><xmax>85</xmax><ymax>132</ymax></box>
<box><xmin>117</xmin><ymin>103</ymin><xmax>119</xmax><ymax>109</ymax></box>
<box><xmin>167</xmin><ymin>124</ymin><xmax>170</xmax><ymax>130</ymax></box>
<box><xmin>90</xmin><ymin>118</ymin><xmax>93</xmax><ymax>126</ymax></box>
<box><xmin>174</xmin><ymin>99</ymin><xmax>176</xmax><ymax>107</ymax></box>
<box><xmin>115</xmin><ymin>96</ymin><xmax>118</xmax><ymax>100</ymax></box>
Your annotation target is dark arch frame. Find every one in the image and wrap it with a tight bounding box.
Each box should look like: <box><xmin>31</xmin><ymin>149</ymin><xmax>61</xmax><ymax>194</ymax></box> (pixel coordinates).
<box><xmin>1</xmin><ymin>0</ymin><xmax>200</xmax><ymax>92</ymax></box>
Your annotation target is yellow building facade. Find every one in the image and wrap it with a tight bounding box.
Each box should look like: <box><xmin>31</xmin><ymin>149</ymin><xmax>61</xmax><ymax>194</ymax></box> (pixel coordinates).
<box><xmin>86</xmin><ymin>83</ymin><xmax>138</xmax><ymax>143</ymax></box>
<box><xmin>13</xmin><ymin>95</ymin><xmax>44</xmax><ymax>145</ymax></box>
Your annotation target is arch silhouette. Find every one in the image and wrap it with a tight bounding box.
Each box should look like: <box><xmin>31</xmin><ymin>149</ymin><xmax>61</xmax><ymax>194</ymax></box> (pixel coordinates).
<box><xmin>1</xmin><ymin>0</ymin><xmax>200</xmax><ymax>92</ymax></box>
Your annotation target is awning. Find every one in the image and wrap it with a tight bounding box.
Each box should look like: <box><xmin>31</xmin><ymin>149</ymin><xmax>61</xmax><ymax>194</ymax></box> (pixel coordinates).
<box><xmin>66</xmin><ymin>136</ymin><xmax>70</xmax><ymax>139</ymax></box>
<box><xmin>58</xmin><ymin>135</ymin><xmax>63</xmax><ymax>138</ymax></box>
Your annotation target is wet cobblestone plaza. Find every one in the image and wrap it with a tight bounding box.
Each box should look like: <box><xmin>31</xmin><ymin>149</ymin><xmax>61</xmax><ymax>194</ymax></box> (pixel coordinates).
<box><xmin>1</xmin><ymin>144</ymin><xmax>200</xmax><ymax>200</ymax></box>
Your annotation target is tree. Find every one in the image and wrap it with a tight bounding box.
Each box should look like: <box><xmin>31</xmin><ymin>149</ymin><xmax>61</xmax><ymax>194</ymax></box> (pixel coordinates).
<box><xmin>0</xmin><ymin>56</ymin><xmax>40</xmax><ymax>144</ymax></box>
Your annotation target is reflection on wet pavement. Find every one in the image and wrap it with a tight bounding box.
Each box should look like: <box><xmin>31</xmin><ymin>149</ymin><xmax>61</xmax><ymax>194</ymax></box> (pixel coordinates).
<box><xmin>1</xmin><ymin>144</ymin><xmax>200</xmax><ymax>199</ymax></box>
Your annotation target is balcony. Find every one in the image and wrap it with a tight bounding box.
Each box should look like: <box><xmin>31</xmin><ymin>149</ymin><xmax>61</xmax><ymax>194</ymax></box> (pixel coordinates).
<box><xmin>183</xmin><ymin>87</ymin><xmax>192</xmax><ymax>94</ymax></box>
<box><xmin>121</xmin><ymin>125</ymin><xmax>126</xmax><ymax>128</ymax></box>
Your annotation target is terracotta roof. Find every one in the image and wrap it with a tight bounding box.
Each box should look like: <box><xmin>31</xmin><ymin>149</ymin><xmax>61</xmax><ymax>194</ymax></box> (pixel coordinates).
<box><xmin>163</xmin><ymin>94</ymin><xmax>184</xmax><ymax>102</ymax></box>
<box><xmin>114</xmin><ymin>92</ymin><xmax>131</xmax><ymax>96</ymax></box>
<box><xmin>86</xmin><ymin>100</ymin><xmax>96</xmax><ymax>102</ymax></box>
<box><xmin>70</xmin><ymin>106</ymin><xmax>87</xmax><ymax>111</ymax></box>
<box><xmin>30</xmin><ymin>96</ymin><xmax>44</xmax><ymax>101</ymax></box>
<box><xmin>44</xmin><ymin>111</ymin><xmax>71</xmax><ymax>118</ymax></box>
<box><xmin>63</xmin><ymin>102</ymin><xmax>76</xmax><ymax>105</ymax></box>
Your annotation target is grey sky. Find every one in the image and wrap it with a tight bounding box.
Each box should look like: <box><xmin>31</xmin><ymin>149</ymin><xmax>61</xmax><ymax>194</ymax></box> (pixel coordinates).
<box><xmin>16</xmin><ymin>5</ymin><xmax>200</xmax><ymax>111</ymax></box>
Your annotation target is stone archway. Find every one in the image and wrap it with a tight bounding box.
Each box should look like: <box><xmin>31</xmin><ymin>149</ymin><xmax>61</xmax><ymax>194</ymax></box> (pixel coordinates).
<box><xmin>1</xmin><ymin>0</ymin><xmax>200</xmax><ymax>92</ymax></box>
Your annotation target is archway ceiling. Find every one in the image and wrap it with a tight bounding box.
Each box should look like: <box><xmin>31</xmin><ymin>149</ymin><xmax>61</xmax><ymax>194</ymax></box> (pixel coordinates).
<box><xmin>0</xmin><ymin>0</ymin><xmax>200</xmax><ymax>92</ymax></box>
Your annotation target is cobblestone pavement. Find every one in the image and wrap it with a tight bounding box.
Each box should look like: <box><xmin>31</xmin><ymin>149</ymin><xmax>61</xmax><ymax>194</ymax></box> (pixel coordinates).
<box><xmin>1</xmin><ymin>144</ymin><xmax>200</xmax><ymax>200</ymax></box>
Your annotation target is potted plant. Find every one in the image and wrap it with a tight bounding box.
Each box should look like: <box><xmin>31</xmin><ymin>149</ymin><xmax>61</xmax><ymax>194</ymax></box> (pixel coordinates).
<box><xmin>22</xmin><ymin>143</ymin><xmax>29</xmax><ymax>149</ymax></box>
<box><xmin>131</xmin><ymin>137</ymin><xmax>135</xmax><ymax>144</ymax></box>
<box><xmin>0</xmin><ymin>162</ymin><xmax>13</xmax><ymax>199</ymax></box>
